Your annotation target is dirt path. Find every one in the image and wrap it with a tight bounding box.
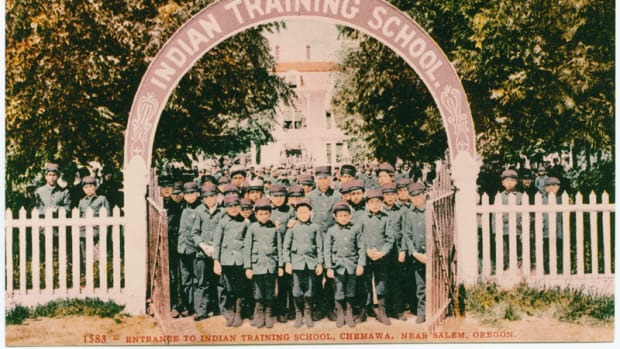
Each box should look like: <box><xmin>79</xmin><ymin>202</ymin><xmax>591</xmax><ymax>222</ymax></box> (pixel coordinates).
<box><xmin>5</xmin><ymin>312</ymin><xmax>614</xmax><ymax>346</ymax></box>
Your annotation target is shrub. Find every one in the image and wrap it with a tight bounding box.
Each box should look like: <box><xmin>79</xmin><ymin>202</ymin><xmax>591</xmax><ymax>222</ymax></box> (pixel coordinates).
<box><xmin>6</xmin><ymin>298</ymin><xmax>127</xmax><ymax>325</ymax></box>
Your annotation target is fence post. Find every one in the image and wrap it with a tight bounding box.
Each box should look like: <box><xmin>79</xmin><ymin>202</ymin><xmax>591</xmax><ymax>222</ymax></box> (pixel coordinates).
<box><xmin>452</xmin><ymin>152</ymin><xmax>480</xmax><ymax>286</ymax></box>
<box><xmin>602</xmin><ymin>192</ymin><xmax>611</xmax><ymax>275</ymax></box>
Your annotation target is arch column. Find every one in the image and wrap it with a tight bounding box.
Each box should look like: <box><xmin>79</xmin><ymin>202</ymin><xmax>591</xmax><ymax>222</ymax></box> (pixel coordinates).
<box><xmin>452</xmin><ymin>152</ymin><xmax>481</xmax><ymax>286</ymax></box>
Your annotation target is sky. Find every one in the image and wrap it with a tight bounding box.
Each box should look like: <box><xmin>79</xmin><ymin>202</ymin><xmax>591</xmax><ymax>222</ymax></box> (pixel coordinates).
<box><xmin>263</xmin><ymin>18</ymin><xmax>343</xmax><ymax>62</ymax></box>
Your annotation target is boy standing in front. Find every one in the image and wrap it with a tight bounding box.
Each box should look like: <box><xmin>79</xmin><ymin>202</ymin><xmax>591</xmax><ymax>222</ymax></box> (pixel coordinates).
<box><xmin>283</xmin><ymin>198</ymin><xmax>323</xmax><ymax>328</ymax></box>
<box><xmin>244</xmin><ymin>198</ymin><xmax>283</xmax><ymax>328</ymax></box>
<box><xmin>324</xmin><ymin>200</ymin><xmax>365</xmax><ymax>328</ymax></box>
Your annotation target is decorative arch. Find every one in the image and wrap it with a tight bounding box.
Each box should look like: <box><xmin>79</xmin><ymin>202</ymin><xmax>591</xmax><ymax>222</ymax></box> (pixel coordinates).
<box><xmin>122</xmin><ymin>0</ymin><xmax>480</xmax><ymax>314</ymax></box>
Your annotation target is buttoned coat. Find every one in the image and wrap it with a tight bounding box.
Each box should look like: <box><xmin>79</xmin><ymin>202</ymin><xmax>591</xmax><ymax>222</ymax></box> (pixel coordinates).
<box><xmin>283</xmin><ymin>220</ymin><xmax>324</xmax><ymax>270</ymax></box>
<box><xmin>324</xmin><ymin>222</ymin><xmax>366</xmax><ymax>275</ymax></box>
<box><xmin>244</xmin><ymin>220</ymin><xmax>283</xmax><ymax>274</ymax></box>
<box><xmin>35</xmin><ymin>184</ymin><xmax>71</xmax><ymax>216</ymax></box>
<box><xmin>177</xmin><ymin>201</ymin><xmax>201</xmax><ymax>255</ymax></box>
<box><xmin>402</xmin><ymin>206</ymin><xmax>426</xmax><ymax>255</ymax></box>
<box><xmin>359</xmin><ymin>210</ymin><xmax>395</xmax><ymax>256</ymax></box>
<box><xmin>213</xmin><ymin>213</ymin><xmax>248</xmax><ymax>266</ymax></box>
<box><xmin>191</xmin><ymin>204</ymin><xmax>225</xmax><ymax>258</ymax></box>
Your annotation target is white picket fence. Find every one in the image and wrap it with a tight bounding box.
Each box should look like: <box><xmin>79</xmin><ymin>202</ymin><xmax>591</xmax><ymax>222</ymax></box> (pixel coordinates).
<box><xmin>477</xmin><ymin>191</ymin><xmax>615</xmax><ymax>294</ymax></box>
<box><xmin>4</xmin><ymin>207</ymin><xmax>127</xmax><ymax>309</ymax></box>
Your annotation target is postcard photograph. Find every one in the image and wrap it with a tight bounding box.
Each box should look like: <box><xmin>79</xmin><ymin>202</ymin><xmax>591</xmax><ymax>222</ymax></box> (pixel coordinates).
<box><xmin>2</xmin><ymin>0</ymin><xmax>616</xmax><ymax>347</ymax></box>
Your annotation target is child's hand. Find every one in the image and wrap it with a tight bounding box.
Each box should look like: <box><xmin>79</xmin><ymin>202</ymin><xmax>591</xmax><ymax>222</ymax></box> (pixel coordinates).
<box><xmin>413</xmin><ymin>252</ymin><xmax>427</xmax><ymax>264</ymax></box>
<box><xmin>315</xmin><ymin>264</ymin><xmax>323</xmax><ymax>276</ymax></box>
<box><xmin>285</xmin><ymin>263</ymin><xmax>293</xmax><ymax>275</ymax></box>
<box><xmin>245</xmin><ymin>269</ymin><xmax>253</xmax><ymax>279</ymax></box>
<box><xmin>213</xmin><ymin>260</ymin><xmax>222</xmax><ymax>275</ymax></box>
<box><xmin>274</xmin><ymin>220</ymin><xmax>280</xmax><ymax>230</ymax></box>
<box><xmin>355</xmin><ymin>265</ymin><xmax>364</xmax><ymax>276</ymax></box>
<box><xmin>398</xmin><ymin>251</ymin><xmax>406</xmax><ymax>263</ymax></box>
<box><xmin>287</xmin><ymin>219</ymin><xmax>297</xmax><ymax>229</ymax></box>
<box><xmin>278</xmin><ymin>268</ymin><xmax>284</xmax><ymax>277</ymax></box>
<box><xmin>326</xmin><ymin>268</ymin><xmax>335</xmax><ymax>279</ymax></box>
<box><xmin>366</xmin><ymin>248</ymin><xmax>377</xmax><ymax>260</ymax></box>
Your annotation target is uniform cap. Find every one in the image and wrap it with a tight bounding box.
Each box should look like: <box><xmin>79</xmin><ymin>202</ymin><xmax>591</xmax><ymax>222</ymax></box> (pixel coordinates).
<box><xmin>269</xmin><ymin>184</ymin><xmax>287</xmax><ymax>196</ymax></box>
<box><xmin>381</xmin><ymin>183</ymin><xmax>397</xmax><ymax>194</ymax></box>
<box><xmin>366</xmin><ymin>188</ymin><xmax>384</xmax><ymax>200</ymax></box>
<box><xmin>44</xmin><ymin>162</ymin><xmax>61</xmax><ymax>174</ymax></box>
<box><xmin>408</xmin><ymin>182</ymin><xmax>426</xmax><ymax>196</ymax></box>
<box><xmin>545</xmin><ymin>177</ymin><xmax>561</xmax><ymax>186</ymax></box>
<box><xmin>340</xmin><ymin>164</ymin><xmax>356</xmax><ymax>177</ymax></box>
<box><xmin>240</xmin><ymin>198</ymin><xmax>254</xmax><ymax>209</ymax></box>
<box><xmin>254</xmin><ymin>198</ymin><xmax>272</xmax><ymax>210</ymax></box>
<box><xmin>158</xmin><ymin>175</ymin><xmax>173</xmax><ymax>187</ymax></box>
<box><xmin>200</xmin><ymin>174</ymin><xmax>216</xmax><ymax>185</ymax></box>
<box><xmin>294</xmin><ymin>198</ymin><xmax>313</xmax><ymax>210</ymax></box>
<box><xmin>183</xmin><ymin>182</ymin><xmax>200</xmax><ymax>193</ymax></box>
<box><xmin>298</xmin><ymin>174</ymin><xmax>315</xmax><ymax>186</ymax></box>
<box><xmin>81</xmin><ymin>176</ymin><xmax>97</xmax><ymax>186</ymax></box>
<box><xmin>519</xmin><ymin>169</ymin><xmax>533</xmax><ymax>180</ymax></box>
<box><xmin>339</xmin><ymin>181</ymin><xmax>353</xmax><ymax>194</ymax></box>
<box><xmin>377</xmin><ymin>162</ymin><xmax>395</xmax><ymax>175</ymax></box>
<box><xmin>500</xmin><ymin>169</ymin><xmax>519</xmax><ymax>179</ymax></box>
<box><xmin>217</xmin><ymin>176</ymin><xmax>230</xmax><ymax>185</ymax></box>
<box><xmin>229</xmin><ymin>165</ymin><xmax>246</xmax><ymax>178</ymax></box>
<box><xmin>395</xmin><ymin>177</ymin><xmax>412</xmax><ymax>189</ymax></box>
<box><xmin>287</xmin><ymin>185</ymin><xmax>304</xmax><ymax>197</ymax></box>
<box><xmin>349</xmin><ymin>179</ymin><xmax>365</xmax><ymax>192</ymax></box>
<box><xmin>247</xmin><ymin>179</ymin><xmax>264</xmax><ymax>191</ymax></box>
<box><xmin>172</xmin><ymin>181</ymin><xmax>184</xmax><ymax>194</ymax></box>
<box><xmin>200</xmin><ymin>184</ymin><xmax>218</xmax><ymax>197</ymax></box>
<box><xmin>315</xmin><ymin>166</ymin><xmax>331</xmax><ymax>177</ymax></box>
<box><xmin>332</xmin><ymin>200</ymin><xmax>351</xmax><ymax>213</ymax></box>
<box><xmin>221</xmin><ymin>184</ymin><xmax>240</xmax><ymax>195</ymax></box>
<box><xmin>223</xmin><ymin>194</ymin><xmax>240</xmax><ymax>207</ymax></box>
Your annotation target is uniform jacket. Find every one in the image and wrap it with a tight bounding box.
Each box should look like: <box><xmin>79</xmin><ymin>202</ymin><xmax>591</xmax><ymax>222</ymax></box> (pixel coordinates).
<box><xmin>542</xmin><ymin>193</ymin><xmax>564</xmax><ymax>239</ymax></box>
<box><xmin>359</xmin><ymin>210</ymin><xmax>394</xmax><ymax>256</ymax></box>
<box><xmin>283</xmin><ymin>220</ymin><xmax>324</xmax><ymax>270</ymax></box>
<box><xmin>191</xmin><ymin>204</ymin><xmax>224</xmax><ymax>258</ymax></box>
<box><xmin>78</xmin><ymin>194</ymin><xmax>111</xmax><ymax>237</ymax></box>
<box><xmin>384</xmin><ymin>203</ymin><xmax>404</xmax><ymax>250</ymax></box>
<box><xmin>402</xmin><ymin>206</ymin><xmax>426</xmax><ymax>255</ymax></box>
<box><xmin>271</xmin><ymin>204</ymin><xmax>293</xmax><ymax>239</ymax></box>
<box><xmin>244</xmin><ymin>220</ymin><xmax>283</xmax><ymax>274</ymax></box>
<box><xmin>177</xmin><ymin>201</ymin><xmax>201</xmax><ymax>255</ymax></box>
<box><xmin>324</xmin><ymin>222</ymin><xmax>366</xmax><ymax>275</ymax></box>
<box><xmin>307</xmin><ymin>187</ymin><xmax>341</xmax><ymax>233</ymax></box>
<box><xmin>35</xmin><ymin>184</ymin><xmax>71</xmax><ymax>216</ymax></box>
<box><xmin>494</xmin><ymin>190</ymin><xmax>523</xmax><ymax>236</ymax></box>
<box><xmin>214</xmin><ymin>213</ymin><xmax>249</xmax><ymax>266</ymax></box>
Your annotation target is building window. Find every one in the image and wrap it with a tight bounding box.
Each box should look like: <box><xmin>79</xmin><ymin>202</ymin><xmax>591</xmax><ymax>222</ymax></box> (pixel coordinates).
<box><xmin>335</xmin><ymin>143</ymin><xmax>344</xmax><ymax>163</ymax></box>
<box><xmin>285</xmin><ymin>71</ymin><xmax>301</xmax><ymax>88</ymax></box>
<box><xmin>282</xmin><ymin>110</ymin><xmax>306</xmax><ymax>130</ymax></box>
<box><xmin>325</xmin><ymin>111</ymin><xmax>332</xmax><ymax>129</ymax></box>
<box><xmin>326</xmin><ymin>143</ymin><xmax>332</xmax><ymax>164</ymax></box>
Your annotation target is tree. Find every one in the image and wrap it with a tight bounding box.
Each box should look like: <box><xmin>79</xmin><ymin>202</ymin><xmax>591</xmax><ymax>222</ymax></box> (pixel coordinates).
<box><xmin>333</xmin><ymin>0</ymin><xmax>614</xmax><ymax>168</ymax></box>
<box><xmin>5</xmin><ymin>0</ymin><xmax>292</xmax><ymax>201</ymax></box>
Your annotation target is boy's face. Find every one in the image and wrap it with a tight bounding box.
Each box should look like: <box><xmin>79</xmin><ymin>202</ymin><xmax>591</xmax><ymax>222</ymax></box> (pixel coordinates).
<box><xmin>82</xmin><ymin>184</ymin><xmax>96</xmax><ymax>197</ymax></box>
<box><xmin>226</xmin><ymin>204</ymin><xmax>241</xmax><ymax>217</ymax></box>
<box><xmin>341</xmin><ymin>192</ymin><xmax>351</xmax><ymax>202</ymax></box>
<box><xmin>288</xmin><ymin>197</ymin><xmax>301</xmax><ymax>206</ymax></box>
<box><xmin>411</xmin><ymin>193</ymin><xmax>426</xmax><ymax>209</ymax></box>
<box><xmin>184</xmin><ymin>191</ymin><xmax>199</xmax><ymax>204</ymax></box>
<box><xmin>350</xmin><ymin>189</ymin><xmax>364</xmax><ymax>205</ymax></box>
<box><xmin>377</xmin><ymin>171</ymin><xmax>393</xmax><ymax>186</ymax></box>
<box><xmin>383</xmin><ymin>192</ymin><xmax>397</xmax><ymax>207</ymax></box>
<box><xmin>160</xmin><ymin>186</ymin><xmax>172</xmax><ymax>198</ymax></box>
<box><xmin>501</xmin><ymin>178</ymin><xmax>518</xmax><ymax>192</ymax></box>
<box><xmin>545</xmin><ymin>184</ymin><xmax>560</xmax><ymax>194</ymax></box>
<box><xmin>301</xmin><ymin>184</ymin><xmax>314</xmax><ymax>194</ymax></box>
<box><xmin>340</xmin><ymin>173</ymin><xmax>354</xmax><ymax>183</ymax></box>
<box><xmin>202</xmin><ymin>195</ymin><xmax>217</xmax><ymax>208</ymax></box>
<box><xmin>521</xmin><ymin>178</ymin><xmax>533</xmax><ymax>188</ymax></box>
<box><xmin>248</xmin><ymin>190</ymin><xmax>263</xmax><ymax>202</ymax></box>
<box><xmin>334</xmin><ymin>210</ymin><xmax>351</xmax><ymax>226</ymax></box>
<box><xmin>255</xmin><ymin>209</ymin><xmax>271</xmax><ymax>224</ymax></box>
<box><xmin>397</xmin><ymin>188</ymin><xmax>410</xmax><ymax>202</ymax></box>
<box><xmin>270</xmin><ymin>194</ymin><xmax>286</xmax><ymax>207</ymax></box>
<box><xmin>296</xmin><ymin>206</ymin><xmax>311</xmax><ymax>222</ymax></box>
<box><xmin>367</xmin><ymin>198</ymin><xmax>383</xmax><ymax>213</ymax></box>
<box><xmin>231</xmin><ymin>174</ymin><xmax>245</xmax><ymax>186</ymax></box>
<box><xmin>45</xmin><ymin>172</ymin><xmax>59</xmax><ymax>186</ymax></box>
<box><xmin>316</xmin><ymin>176</ymin><xmax>331</xmax><ymax>192</ymax></box>
<box><xmin>171</xmin><ymin>192</ymin><xmax>184</xmax><ymax>203</ymax></box>
<box><xmin>241</xmin><ymin>207</ymin><xmax>252</xmax><ymax>219</ymax></box>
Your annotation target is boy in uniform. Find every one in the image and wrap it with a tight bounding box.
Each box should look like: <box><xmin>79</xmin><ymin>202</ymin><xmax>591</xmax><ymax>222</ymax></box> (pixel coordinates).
<box><xmin>244</xmin><ymin>198</ymin><xmax>284</xmax><ymax>328</ymax></box>
<box><xmin>176</xmin><ymin>182</ymin><xmax>201</xmax><ymax>317</ymax></box>
<box><xmin>396</xmin><ymin>178</ymin><xmax>412</xmax><ymax>209</ymax></box>
<box><xmin>400</xmin><ymin>182</ymin><xmax>427</xmax><ymax>324</ymax></box>
<box><xmin>324</xmin><ymin>200</ymin><xmax>365</xmax><ymax>328</ymax></box>
<box><xmin>283</xmin><ymin>198</ymin><xmax>324</xmax><ymax>328</ymax></box>
<box><xmin>191</xmin><ymin>184</ymin><xmax>223</xmax><ymax>321</ymax></box>
<box><xmin>213</xmin><ymin>195</ymin><xmax>249</xmax><ymax>327</ymax></box>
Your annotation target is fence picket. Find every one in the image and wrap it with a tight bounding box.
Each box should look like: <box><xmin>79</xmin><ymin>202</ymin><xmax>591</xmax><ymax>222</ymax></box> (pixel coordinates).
<box><xmin>481</xmin><ymin>194</ymin><xmax>491</xmax><ymax>278</ymax></box>
<box><xmin>71</xmin><ymin>208</ymin><xmax>81</xmax><ymax>293</ymax></box>
<box><xmin>534</xmin><ymin>194</ymin><xmax>544</xmax><ymax>278</ymax></box>
<box><xmin>58</xmin><ymin>209</ymin><xmax>67</xmax><ymax>293</ymax></box>
<box><xmin>113</xmin><ymin>207</ymin><xmax>122</xmax><ymax>292</ymax></box>
<box><xmin>548</xmin><ymin>193</ymin><xmax>558</xmax><ymax>276</ymax></box>
<box><xmin>589</xmin><ymin>192</ymin><xmax>598</xmax><ymax>275</ymax></box>
<box><xmin>602</xmin><ymin>192</ymin><xmax>611</xmax><ymax>275</ymax></box>
<box><xmin>575</xmin><ymin>193</ymin><xmax>584</xmax><ymax>276</ymax></box>
<box><xmin>6</xmin><ymin>210</ymin><xmax>14</xmax><ymax>293</ymax></box>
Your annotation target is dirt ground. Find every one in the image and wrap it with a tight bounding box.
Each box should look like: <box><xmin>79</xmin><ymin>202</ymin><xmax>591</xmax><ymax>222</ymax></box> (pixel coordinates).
<box><xmin>4</xmin><ymin>312</ymin><xmax>615</xmax><ymax>347</ymax></box>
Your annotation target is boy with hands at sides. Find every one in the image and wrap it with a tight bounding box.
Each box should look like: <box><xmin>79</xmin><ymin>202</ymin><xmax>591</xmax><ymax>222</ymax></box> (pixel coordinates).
<box><xmin>324</xmin><ymin>200</ymin><xmax>365</xmax><ymax>328</ymax></box>
<box><xmin>283</xmin><ymin>198</ymin><xmax>324</xmax><ymax>328</ymax></box>
<box><xmin>243</xmin><ymin>198</ymin><xmax>283</xmax><ymax>328</ymax></box>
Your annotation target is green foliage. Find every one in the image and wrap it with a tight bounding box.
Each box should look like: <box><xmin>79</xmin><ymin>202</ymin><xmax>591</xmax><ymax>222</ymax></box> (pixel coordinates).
<box><xmin>566</xmin><ymin>158</ymin><xmax>615</xmax><ymax>198</ymax></box>
<box><xmin>334</xmin><ymin>0</ymin><xmax>614</xmax><ymax>165</ymax></box>
<box><xmin>6</xmin><ymin>298</ymin><xmax>127</xmax><ymax>325</ymax></box>
<box><xmin>465</xmin><ymin>282</ymin><xmax>614</xmax><ymax>325</ymax></box>
<box><xmin>5</xmin><ymin>0</ymin><xmax>292</xmax><ymax>192</ymax></box>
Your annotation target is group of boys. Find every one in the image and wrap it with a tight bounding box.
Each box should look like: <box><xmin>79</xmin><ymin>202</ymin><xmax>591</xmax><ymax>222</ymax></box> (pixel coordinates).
<box><xmin>159</xmin><ymin>162</ymin><xmax>429</xmax><ymax>329</ymax></box>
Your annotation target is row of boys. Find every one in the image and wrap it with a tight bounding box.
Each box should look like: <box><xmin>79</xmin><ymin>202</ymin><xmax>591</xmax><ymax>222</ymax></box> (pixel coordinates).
<box><xmin>160</xmin><ymin>163</ymin><xmax>428</xmax><ymax>328</ymax></box>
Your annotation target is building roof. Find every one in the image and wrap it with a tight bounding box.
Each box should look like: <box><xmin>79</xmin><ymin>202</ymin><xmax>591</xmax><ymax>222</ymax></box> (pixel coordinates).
<box><xmin>274</xmin><ymin>61</ymin><xmax>337</xmax><ymax>73</ymax></box>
